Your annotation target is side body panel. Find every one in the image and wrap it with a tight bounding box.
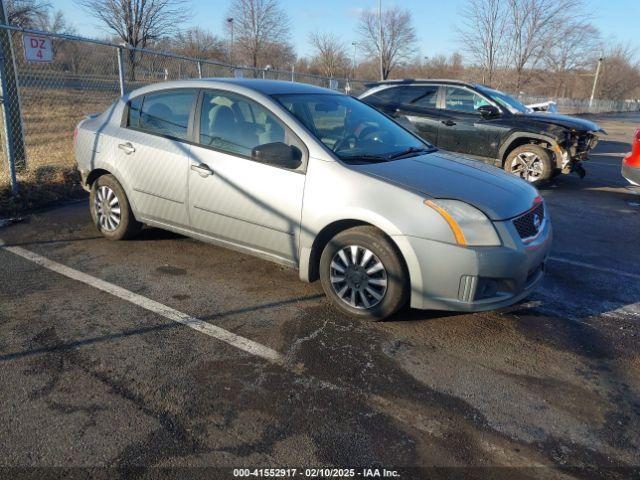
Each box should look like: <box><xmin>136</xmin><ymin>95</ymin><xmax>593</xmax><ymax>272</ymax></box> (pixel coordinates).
<box><xmin>188</xmin><ymin>144</ymin><xmax>306</xmax><ymax>263</ymax></box>
<box><xmin>112</xmin><ymin>127</ymin><xmax>191</xmax><ymax>227</ymax></box>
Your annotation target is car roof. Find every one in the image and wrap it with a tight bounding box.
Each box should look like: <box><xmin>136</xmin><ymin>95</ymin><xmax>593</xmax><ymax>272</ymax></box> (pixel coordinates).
<box><xmin>364</xmin><ymin>79</ymin><xmax>481</xmax><ymax>89</ymax></box>
<box><xmin>124</xmin><ymin>78</ymin><xmax>341</xmax><ymax>99</ymax></box>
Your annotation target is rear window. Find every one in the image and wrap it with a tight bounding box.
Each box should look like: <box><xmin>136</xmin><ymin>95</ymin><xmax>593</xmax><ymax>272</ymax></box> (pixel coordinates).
<box><xmin>127</xmin><ymin>89</ymin><xmax>195</xmax><ymax>141</ymax></box>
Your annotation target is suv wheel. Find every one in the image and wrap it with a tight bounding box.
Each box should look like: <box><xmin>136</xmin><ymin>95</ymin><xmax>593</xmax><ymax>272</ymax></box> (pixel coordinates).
<box><xmin>319</xmin><ymin>226</ymin><xmax>408</xmax><ymax>321</ymax></box>
<box><xmin>90</xmin><ymin>174</ymin><xmax>142</xmax><ymax>240</ymax></box>
<box><xmin>504</xmin><ymin>144</ymin><xmax>553</xmax><ymax>184</ymax></box>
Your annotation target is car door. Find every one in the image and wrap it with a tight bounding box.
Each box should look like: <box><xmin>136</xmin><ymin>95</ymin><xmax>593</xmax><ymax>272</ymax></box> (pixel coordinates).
<box><xmin>187</xmin><ymin>89</ymin><xmax>306</xmax><ymax>264</ymax></box>
<box><xmin>116</xmin><ymin>89</ymin><xmax>196</xmax><ymax>227</ymax></box>
<box><xmin>437</xmin><ymin>86</ymin><xmax>499</xmax><ymax>158</ymax></box>
<box><xmin>362</xmin><ymin>85</ymin><xmax>441</xmax><ymax>145</ymax></box>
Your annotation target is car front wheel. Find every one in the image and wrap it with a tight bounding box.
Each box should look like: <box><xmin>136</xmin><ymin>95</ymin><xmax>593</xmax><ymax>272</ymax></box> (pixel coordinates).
<box><xmin>319</xmin><ymin>226</ymin><xmax>409</xmax><ymax>321</ymax></box>
<box><xmin>90</xmin><ymin>174</ymin><xmax>142</xmax><ymax>240</ymax></box>
<box><xmin>504</xmin><ymin>144</ymin><xmax>554</xmax><ymax>185</ymax></box>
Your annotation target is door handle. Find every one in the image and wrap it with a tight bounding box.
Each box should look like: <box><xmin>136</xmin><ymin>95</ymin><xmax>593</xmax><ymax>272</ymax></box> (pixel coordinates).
<box><xmin>190</xmin><ymin>163</ymin><xmax>214</xmax><ymax>177</ymax></box>
<box><xmin>441</xmin><ymin>120</ymin><xmax>457</xmax><ymax>127</ymax></box>
<box><xmin>118</xmin><ymin>142</ymin><xmax>136</xmax><ymax>155</ymax></box>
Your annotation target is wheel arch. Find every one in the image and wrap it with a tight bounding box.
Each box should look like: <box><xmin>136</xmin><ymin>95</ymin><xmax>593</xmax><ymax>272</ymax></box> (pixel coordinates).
<box><xmin>302</xmin><ymin>219</ymin><xmax>410</xmax><ymax>285</ymax></box>
<box><xmin>85</xmin><ymin>168</ymin><xmax>112</xmax><ymax>188</ymax></box>
<box><xmin>499</xmin><ymin>133</ymin><xmax>562</xmax><ymax>167</ymax></box>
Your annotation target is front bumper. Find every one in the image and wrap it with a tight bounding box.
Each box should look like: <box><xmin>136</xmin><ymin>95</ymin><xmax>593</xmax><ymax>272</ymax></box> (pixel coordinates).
<box><xmin>622</xmin><ymin>163</ymin><xmax>640</xmax><ymax>186</ymax></box>
<box><xmin>394</xmin><ymin>216</ymin><xmax>552</xmax><ymax>312</ymax></box>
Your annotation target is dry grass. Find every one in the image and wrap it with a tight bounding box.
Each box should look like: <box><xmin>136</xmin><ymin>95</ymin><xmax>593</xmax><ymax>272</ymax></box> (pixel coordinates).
<box><xmin>0</xmin><ymin>87</ymin><xmax>118</xmax><ymax>217</ymax></box>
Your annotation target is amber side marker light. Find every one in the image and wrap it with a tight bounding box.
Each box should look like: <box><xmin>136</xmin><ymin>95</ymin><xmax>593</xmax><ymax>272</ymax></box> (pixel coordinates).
<box><xmin>424</xmin><ymin>200</ymin><xmax>467</xmax><ymax>246</ymax></box>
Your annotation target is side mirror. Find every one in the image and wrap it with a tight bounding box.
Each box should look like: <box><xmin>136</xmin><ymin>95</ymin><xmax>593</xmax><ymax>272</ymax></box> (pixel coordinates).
<box><xmin>252</xmin><ymin>142</ymin><xmax>303</xmax><ymax>169</ymax></box>
<box><xmin>478</xmin><ymin>105</ymin><xmax>500</xmax><ymax>119</ymax></box>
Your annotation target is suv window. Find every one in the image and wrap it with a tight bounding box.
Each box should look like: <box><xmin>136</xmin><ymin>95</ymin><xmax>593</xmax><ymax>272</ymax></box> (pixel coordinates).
<box><xmin>132</xmin><ymin>90</ymin><xmax>195</xmax><ymax>140</ymax></box>
<box><xmin>367</xmin><ymin>86</ymin><xmax>438</xmax><ymax>109</ymax></box>
<box><xmin>199</xmin><ymin>90</ymin><xmax>298</xmax><ymax>160</ymax></box>
<box><xmin>444</xmin><ymin>87</ymin><xmax>490</xmax><ymax>114</ymax></box>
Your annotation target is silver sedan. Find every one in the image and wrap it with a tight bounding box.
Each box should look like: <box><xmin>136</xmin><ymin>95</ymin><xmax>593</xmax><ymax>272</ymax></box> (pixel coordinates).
<box><xmin>74</xmin><ymin>79</ymin><xmax>552</xmax><ymax>320</ymax></box>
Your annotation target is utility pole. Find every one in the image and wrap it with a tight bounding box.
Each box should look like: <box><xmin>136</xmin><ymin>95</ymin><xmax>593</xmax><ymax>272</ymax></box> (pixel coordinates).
<box><xmin>227</xmin><ymin>17</ymin><xmax>234</xmax><ymax>65</ymax></box>
<box><xmin>378</xmin><ymin>0</ymin><xmax>384</xmax><ymax>81</ymax></box>
<box><xmin>589</xmin><ymin>56</ymin><xmax>603</xmax><ymax>109</ymax></box>
<box><xmin>351</xmin><ymin>41</ymin><xmax>357</xmax><ymax>79</ymax></box>
<box><xmin>0</xmin><ymin>0</ymin><xmax>26</xmax><ymax>177</ymax></box>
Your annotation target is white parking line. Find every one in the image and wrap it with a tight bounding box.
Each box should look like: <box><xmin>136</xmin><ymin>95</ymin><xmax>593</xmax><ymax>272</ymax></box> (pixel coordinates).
<box><xmin>549</xmin><ymin>256</ymin><xmax>640</xmax><ymax>281</ymax></box>
<box><xmin>0</xmin><ymin>241</ymin><xmax>284</xmax><ymax>365</ymax></box>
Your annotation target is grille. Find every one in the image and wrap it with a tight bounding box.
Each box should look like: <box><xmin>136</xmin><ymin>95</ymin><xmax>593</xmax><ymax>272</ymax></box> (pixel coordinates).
<box><xmin>576</xmin><ymin>134</ymin><xmax>591</xmax><ymax>153</ymax></box>
<box><xmin>513</xmin><ymin>203</ymin><xmax>545</xmax><ymax>240</ymax></box>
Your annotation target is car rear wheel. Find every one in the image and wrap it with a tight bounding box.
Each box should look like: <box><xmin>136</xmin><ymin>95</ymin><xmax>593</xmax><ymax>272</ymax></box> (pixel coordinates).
<box><xmin>319</xmin><ymin>226</ymin><xmax>408</xmax><ymax>321</ymax></box>
<box><xmin>504</xmin><ymin>144</ymin><xmax>553</xmax><ymax>185</ymax></box>
<box><xmin>90</xmin><ymin>174</ymin><xmax>142</xmax><ymax>240</ymax></box>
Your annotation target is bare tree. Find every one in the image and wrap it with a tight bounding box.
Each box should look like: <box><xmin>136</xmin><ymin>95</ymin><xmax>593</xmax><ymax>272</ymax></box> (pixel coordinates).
<box><xmin>34</xmin><ymin>9</ymin><xmax>75</xmax><ymax>33</ymax></box>
<box><xmin>75</xmin><ymin>0</ymin><xmax>191</xmax><ymax>80</ymax></box>
<box><xmin>544</xmin><ymin>21</ymin><xmax>600</xmax><ymax>96</ymax></box>
<box><xmin>260</xmin><ymin>40</ymin><xmax>296</xmax><ymax>70</ymax></box>
<box><xmin>422</xmin><ymin>52</ymin><xmax>465</xmax><ymax>79</ymax></box>
<box><xmin>4</xmin><ymin>0</ymin><xmax>49</xmax><ymax>27</ymax></box>
<box><xmin>226</xmin><ymin>0</ymin><xmax>291</xmax><ymax>70</ymax></box>
<box><xmin>597</xmin><ymin>43</ymin><xmax>640</xmax><ymax>101</ymax></box>
<box><xmin>309</xmin><ymin>32</ymin><xmax>349</xmax><ymax>78</ymax></box>
<box><xmin>457</xmin><ymin>0</ymin><xmax>508</xmax><ymax>86</ymax></box>
<box><xmin>506</xmin><ymin>0</ymin><xmax>581</xmax><ymax>91</ymax></box>
<box><xmin>357</xmin><ymin>6</ymin><xmax>417</xmax><ymax>80</ymax></box>
<box><xmin>172</xmin><ymin>27</ymin><xmax>226</xmax><ymax>61</ymax></box>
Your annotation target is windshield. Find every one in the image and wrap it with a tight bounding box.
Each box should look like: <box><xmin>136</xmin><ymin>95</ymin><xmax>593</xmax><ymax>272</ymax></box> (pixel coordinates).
<box><xmin>477</xmin><ymin>86</ymin><xmax>532</xmax><ymax>114</ymax></box>
<box><xmin>273</xmin><ymin>93</ymin><xmax>434</xmax><ymax>163</ymax></box>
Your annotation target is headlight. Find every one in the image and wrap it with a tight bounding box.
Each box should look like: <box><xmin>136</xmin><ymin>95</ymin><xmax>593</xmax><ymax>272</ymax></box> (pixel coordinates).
<box><xmin>424</xmin><ymin>199</ymin><xmax>501</xmax><ymax>247</ymax></box>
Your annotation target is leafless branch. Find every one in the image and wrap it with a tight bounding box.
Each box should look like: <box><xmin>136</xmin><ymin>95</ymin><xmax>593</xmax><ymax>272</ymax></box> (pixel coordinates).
<box><xmin>226</xmin><ymin>0</ymin><xmax>292</xmax><ymax>69</ymax></box>
<box><xmin>309</xmin><ymin>32</ymin><xmax>348</xmax><ymax>78</ymax></box>
<box><xmin>357</xmin><ymin>6</ymin><xmax>417</xmax><ymax>80</ymax></box>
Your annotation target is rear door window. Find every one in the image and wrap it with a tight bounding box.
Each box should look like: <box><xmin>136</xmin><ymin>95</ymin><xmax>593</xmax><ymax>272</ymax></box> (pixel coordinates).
<box><xmin>132</xmin><ymin>89</ymin><xmax>196</xmax><ymax>141</ymax></box>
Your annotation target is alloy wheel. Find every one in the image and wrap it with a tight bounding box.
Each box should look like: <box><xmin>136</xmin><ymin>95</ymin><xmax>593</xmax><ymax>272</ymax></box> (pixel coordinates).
<box><xmin>94</xmin><ymin>185</ymin><xmax>121</xmax><ymax>232</ymax></box>
<box><xmin>329</xmin><ymin>245</ymin><xmax>388</xmax><ymax>309</ymax></box>
<box><xmin>511</xmin><ymin>151</ymin><xmax>544</xmax><ymax>182</ymax></box>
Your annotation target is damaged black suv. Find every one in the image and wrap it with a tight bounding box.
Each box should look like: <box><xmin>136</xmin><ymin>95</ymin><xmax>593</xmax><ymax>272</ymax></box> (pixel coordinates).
<box><xmin>359</xmin><ymin>79</ymin><xmax>604</xmax><ymax>184</ymax></box>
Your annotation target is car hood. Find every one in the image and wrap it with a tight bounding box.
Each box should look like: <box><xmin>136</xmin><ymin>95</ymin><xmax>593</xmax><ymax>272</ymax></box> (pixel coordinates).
<box><xmin>520</xmin><ymin>112</ymin><xmax>603</xmax><ymax>132</ymax></box>
<box><xmin>356</xmin><ymin>151</ymin><xmax>539</xmax><ymax>221</ymax></box>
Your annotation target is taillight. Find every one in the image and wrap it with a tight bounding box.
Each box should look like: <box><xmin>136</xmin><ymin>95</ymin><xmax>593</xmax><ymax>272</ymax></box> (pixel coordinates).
<box><xmin>623</xmin><ymin>127</ymin><xmax>640</xmax><ymax>167</ymax></box>
<box><xmin>73</xmin><ymin>126</ymin><xmax>79</xmax><ymax>147</ymax></box>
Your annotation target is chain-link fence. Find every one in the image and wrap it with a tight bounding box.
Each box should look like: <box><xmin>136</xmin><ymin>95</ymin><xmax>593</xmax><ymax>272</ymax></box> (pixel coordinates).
<box><xmin>1</xmin><ymin>23</ymin><xmax>637</xmax><ymax>212</ymax></box>
<box><xmin>517</xmin><ymin>93</ymin><xmax>640</xmax><ymax>115</ymax></box>
<box><xmin>0</xmin><ymin>25</ymin><xmax>367</xmax><ymax>206</ymax></box>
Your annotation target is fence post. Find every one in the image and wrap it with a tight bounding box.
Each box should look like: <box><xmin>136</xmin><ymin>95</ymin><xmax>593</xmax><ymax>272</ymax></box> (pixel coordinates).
<box><xmin>116</xmin><ymin>46</ymin><xmax>126</xmax><ymax>96</ymax></box>
<box><xmin>197</xmin><ymin>61</ymin><xmax>202</xmax><ymax>79</ymax></box>
<box><xmin>0</xmin><ymin>2</ymin><xmax>26</xmax><ymax>174</ymax></box>
<box><xmin>291</xmin><ymin>65</ymin><xmax>295</xmax><ymax>82</ymax></box>
<box><xmin>0</xmin><ymin>45</ymin><xmax>17</xmax><ymax>194</ymax></box>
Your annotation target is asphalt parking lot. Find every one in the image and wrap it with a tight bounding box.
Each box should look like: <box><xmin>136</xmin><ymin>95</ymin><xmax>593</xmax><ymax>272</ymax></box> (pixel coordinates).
<box><xmin>1</xmin><ymin>112</ymin><xmax>639</xmax><ymax>479</ymax></box>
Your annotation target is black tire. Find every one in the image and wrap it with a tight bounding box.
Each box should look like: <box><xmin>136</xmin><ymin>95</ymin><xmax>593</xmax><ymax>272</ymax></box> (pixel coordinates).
<box><xmin>504</xmin><ymin>144</ymin><xmax>554</xmax><ymax>185</ymax></box>
<box><xmin>319</xmin><ymin>226</ymin><xmax>409</xmax><ymax>321</ymax></box>
<box><xmin>90</xmin><ymin>174</ymin><xmax>142</xmax><ymax>240</ymax></box>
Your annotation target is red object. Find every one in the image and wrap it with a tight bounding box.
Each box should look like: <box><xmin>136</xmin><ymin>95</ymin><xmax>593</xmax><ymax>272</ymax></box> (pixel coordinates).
<box><xmin>623</xmin><ymin>128</ymin><xmax>640</xmax><ymax>168</ymax></box>
<box><xmin>73</xmin><ymin>125</ymin><xmax>78</xmax><ymax>148</ymax></box>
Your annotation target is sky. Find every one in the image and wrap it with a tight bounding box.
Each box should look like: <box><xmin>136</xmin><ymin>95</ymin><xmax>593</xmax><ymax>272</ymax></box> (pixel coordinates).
<box><xmin>54</xmin><ymin>0</ymin><xmax>640</xmax><ymax>61</ymax></box>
